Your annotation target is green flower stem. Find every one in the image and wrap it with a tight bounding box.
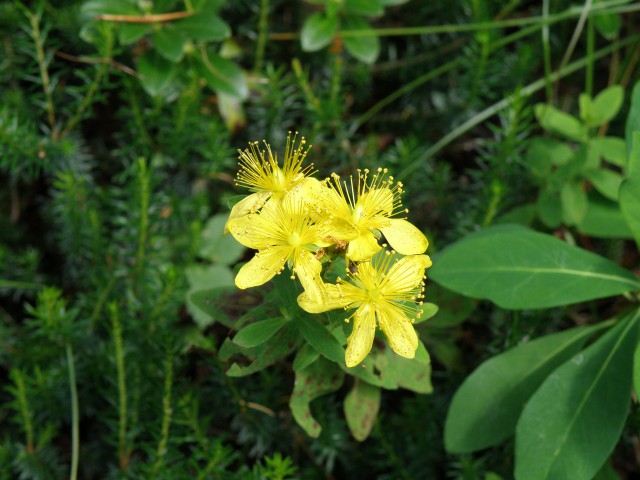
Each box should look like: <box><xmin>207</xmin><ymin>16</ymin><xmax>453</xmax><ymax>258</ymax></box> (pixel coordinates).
<box><xmin>151</xmin><ymin>348</ymin><xmax>174</xmax><ymax>476</ymax></box>
<box><xmin>13</xmin><ymin>369</ymin><xmax>34</xmax><ymax>453</ymax></box>
<box><xmin>254</xmin><ymin>0</ymin><xmax>269</xmax><ymax>72</ymax></box>
<box><xmin>542</xmin><ymin>0</ymin><xmax>553</xmax><ymax>102</ymax></box>
<box><xmin>557</xmin><ymin>0</ymin><xmax>593</xmax><ymax>86</ymax></box>
<box><xmin>66</xmin><ymin>343</ymin><xmax>79</xmax><ymax>480</ymax></box>
<box><xmin>89</xmin><ymin>276</ymin><xmax>117</xmax><ymax>331</ymax></box>
<box><xmin>0</xmin><ymin>279</ymin><xmax>40</xmax><ymax>290</ymax></box>
<box><xmin>135</xmin><ymin>158</ymin><xmax>150</xmax><ymax>282</ymax></box>
<box><xmin>109</xmin><ymin>302</ymin><xmax>130</xmax><ymax>471</ymax></box>
<box><xmin>397</xmin><ymin>34</ymin><xmax>640</xmax><ymax>181</ymax></box>
<box><xmin>586</xmin><ymin>16</ymin><xmax>595</xmax><ymax>97</ymax></box>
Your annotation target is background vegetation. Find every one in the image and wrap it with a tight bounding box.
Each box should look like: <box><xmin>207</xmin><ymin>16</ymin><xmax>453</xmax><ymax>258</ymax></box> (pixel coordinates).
<box><xmin>2</xmin><ymin>0</ymin><xmax>640</xmax><ymax>478</ymax></box>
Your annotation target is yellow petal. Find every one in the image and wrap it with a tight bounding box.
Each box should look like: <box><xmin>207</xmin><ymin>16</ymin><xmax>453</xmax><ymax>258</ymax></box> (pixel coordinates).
<box><xmin>382</xmin><ymin>254</ymin><xmax>432</xmax><ymax>294</ymax></box>
<box><xmin>347</xmin><ymin>231</ymin><xmax>381</xmax><ymax>261</ymax></box>
<box><xmin>317</xmin><ymin>218</ymin><xmax>359</xmax><ymax>247</ymax></box>
<box><xmin>235</xmin><ymin>246</ymin><xmax>291</xmax><ymax>289</ymax></box>
<box><xmin>293</xmin><ymin>249</ymin><xmax>324</xmax><ymax>303</ymax></box>
<box><xmin>379</xmin><ymin>219</ymin><xmax>429</xmax><ymax>255</ymax></box>
<box><xmin>357</xmin><ymin>187</ymin><xmax>394</xmax><ymax>216</ymax></box>
<box><xmin>224</xmin><ymin>191</ymin><xmax>271</xmax><ymax>234</ymax></box>
<box><xmin>227</xmin><ymin>212</ymin><xmax>280</xmax><ymax>250</ymax></box>
<box><xmin>297</xmin><ymin>282</ymin><xmax>361</xmax><ymax>313</ymax></box>
<box><xmin>377</xmin><ymin>305</ymin><xmax>419</xmax><ymax>359</ymax></box>
<box><xmin>345</xmin><ymin>305</ymin><xmax>377</xmax><ymax>367</ymax></box>
<box><xmin>287</xmin><ymin>177</ymin><xmax>324</xmax><ymax>205</ymax></box>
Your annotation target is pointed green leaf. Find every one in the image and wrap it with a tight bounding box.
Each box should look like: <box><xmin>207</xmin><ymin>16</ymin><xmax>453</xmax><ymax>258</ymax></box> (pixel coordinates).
<box><xmin>342</xmin><ymin>15</ymin><xmax>380</xmax><ymax>64</ymax></box>
<box><xmin>625</xmin><ymin>80</ymin><xmax>640</xmax><ymax>157</ymax></box>
<box><xmin>297</xmin><ymin>314</ymin><xmax>345</xmax><ymax>365</ymax></box>
<box><xmin>526</xmin><ymin>137</ymin><xmax>573</xmax><ymax>178</ymax></box>
<box><xmin>536</xmin><ymin>188</ymin><xmax>562</xmax><ymax>228</ymax></box>
<box><xmin>290</xmin><ymin>357</ymin><xmax>345</xmax><ymax>437</ymax></box>
<box><xmin>293</xmin><ymin>343</ymin><xmax>321</xmax><ymax>371</ymax></box>
<box><xmin>590</xmin><ymin>137</ymin><xmax>626</xmax><ymax>168</ymax></box>
<box><xmin>137</xmin><ymin>49</ymin><xmax>177</xmax><ymax>96</ymax></box>
<box><xmin>592</xmin><ymin>85</ymin><xmax>624</xmax><ymax>126</ymax></box>
<box><xmin>535</xmin><ymin>104</ymin><xmax>587</xmax><ymax>143</ymax></box>
<box><xmin>560</xmin><ymin>181</ymin><xmax>587</xmax><ymax>225</ymax></box>
<box><xmin>197</xmin><ymin>52</ymin><xmax>248</xmax><ymax>100</ymax></box>
<box><xmin>429</xmin><ymin>225</ymin><xmax>640</xmax><ymax>309</ymax></box>
<box><xmin>445</xmin><ymin>324</ymin><xmax>604</xmax><ymax>453</ymax></box>
<box><xmin>233</xmin><ymin>317</ymin><xmax>289</xmax><ymax>348</ymax></box>
<box><xmin>584</xmin><ymin>169</ymin><xmax>623</xmax><ymax>201</ymax></box>
<box><xmin>579</xmin><ymin>93</ymin><xmax>594</xmax><ymax>125</ymax></box>
<box><xmin>577</xmin><ymin>194</ymin><xmax>633</xmax><ymax>239</ymax></box>
<box><xmin>515</xmin><ymin>311</ymin><xmax>640</xmax><ymax>480</ymax></box>
<box><xmin>301</xmin><ymin>12</ymin><xmax>337</xmax><ymax>51</ymax></box>
<box><xmin>594</xmin><ymin>12</ymin><xmax>621</xmax><ymax>40</ymax></box>
<box><xmin>174</xmin><ymin>12</ymin><xmax>230</xmax><ymax>41</ymax></box>
<box><xmin>344</xmin><ymin>380</ymin><xmax>381</xmax><ymax>441</ymax></box>
<box><xmin>344</xmin><ymin>0</ymin><xmax>383</xmax><ymax>16</ymax></box>
<box><xmin>620</xmin><ymin>132</ymin><xmax>640</xmax><ymax>249</ymax></box>
<box><xmin>152</xmin><ymin>27</ymin><xmax>186</xmax><ymax>62</ymax></box>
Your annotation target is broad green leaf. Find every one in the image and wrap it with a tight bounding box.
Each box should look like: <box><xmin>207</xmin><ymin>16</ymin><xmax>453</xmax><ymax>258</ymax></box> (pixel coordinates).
<box><xmin>560</xmin><ymin>181</ymin><xmax>587</xmax><ymax>225</ymax></box>
<box><xmin>297</xmin><ymin>314</ymin><xmax>345</xmax><ymax>365</ymax></box>
<box><xmin>381</xmin><ymin>0</ymin><xmax>410</xmax><ymax>4</ymax></box>
<box><xmin>420</xmin><ymin>283</ymin><xmax>475</xmax><ymax>328</ymax></box>
<box><xmin>594</xmin><ymin>12</ymin><xmax>621</xmax><ymax>40</ymax></box>
<box><xmin>579</xmin><ymin>93</ymin><xmax>594</xmax><ymax>125</ymax></box>
<box><xmin>590</xmin><ymin>137</ymin><xmax>626</xmax><ymax>168</ymax></box>
<box><xmin>535</xmin><ymin>104</ymin><xmax>587</xmax><ymax>143</ymax></box>
<box><xmin>526</xmin><ymin>137</ymin><xmax>573</xmax><ymax>178</ymax></box>
<box><xmin>152</xmin><ymin>27</ymin><xmax>186</xmax><ymax>62</ymax></box>
<box><xmin>119</xmin><ymin>24</ymin><xmax>149</xmax><ymax>45</ymax></box>
<box><xmin>634</xmin><ymin>340</ymin><xmax>640</xmax><ymax>400</ymax></box>
<box><xmin>374</xmin><ymin>341</ymin><xmax>432</xmax><ymax>393</ymax></box>
<box><xmin>344</xmin><ymin>0</ymin><xmax>383</xmax><ymax>16</ymax></box>
<box><xmin>536</xmin><ymin>188</ymin><xmax>562</xmax><ymax>228</ymax></box>
<box><xmin>342</xmin><ymin>15</ymin><xmax>380</xmax><ymax>64</ymax></box>
<box><xmin>625</xmin><ymin>80</ymin><xmax>640</xmax><ymax>157</ymax></box>
<box><xmin>188</xmin><ymin>286</ymin><xmax>236</xmax><ymax>328</ymax></box>
<box><xmin>495</xmin><ymin>204</ymin><xmax>536</xmax><ymax>227</ymax></box>
<box><xmin>344</xmin><ymin>380</ymin><xmax>381</xmax><ymax>441</ymax></box>
<box><xmin>224</xmin><ymin>323</ymin><xmax>300</xmax><ymax>376</ymax></box>
<box><xmin>620</xmin><ymin>132</ymin><xmax>640</xmax><ymax>249</ymax></box>
<box><xmin>592</xmin><ymin>85</ymin><xmax>624</xmax><ymax>126</ymax></box>
<box><xmin>429</xmin><ymin>225</ymin><xmax>640</xmax><ymax>309</ymax></box>
<box><xmin>233</xmin><ymin>317</ymin><xmax>289</xmax><ymax>348</ymax></box>
<box><xmin>174</xmin><ymin>12</ymin><xmax>230</xmax><ymax>41</ymax></box>
<box><xmin>300</xmin><ymin>12</ymin><xmax>337</xmax><ymax>51</ymax></box>
<box><xmin>292</xmin><ymin>343</ymin><xmax>320</xmax><ymax>371</ymax></box>
<box><xmin>593</xmin><ymin>461</ymin><xmax>623</xmax><ymax>480</ymax></box>
<box><xmin>137</xmin><ymin>50</ymin><xmax>176</xmax><ymax>96</ymax></box>
<box><xmin>198</xmin><ymin>214</ymin><xmax>245</xmax><ymax>265</ymax></box>
<box><xmin>577</xmin><ymin>194</ymin><xmax>633</xmax><ymax>239</ymax></box>
<box><xmin>197</xmin><ymin>52</ymin><xmax>248</xmax><ymax>100</ymax></box>
<box><xmin>272</xmin><ymin>270</ymin><xmax>300</xmax><ymax>310</ymax></box>
<box><xmin>80</xmin><ymin>0</ymin><xmax>137</xmax><ymax>20</ymax></box>
<box><xmin>584</xmin><ymin>169</ymin><xmax>623</xmax><ymax>201</ymax></box>
<box><xmin>186</xmin><ymin>264</ymin><xmax>235</xmax><ymax>328</ymax></box>
<box><xmin>515</xmin><ymin>311</ymin><xmax>640</xmax><ymax>480</ymax></box>
<box><xmin>290</xmin><ymin>357</ymin><xmax>345</xmax><ymax>437</ymax></box>
<box><xmin>445</xmin><ymin>324</ymin><xmax>604</xmax><ymax>453</ymax></box>
<box><xmin>413</xmin><ymin>302</ymin><xmax>438</xmax><ymax>325</ymax></box>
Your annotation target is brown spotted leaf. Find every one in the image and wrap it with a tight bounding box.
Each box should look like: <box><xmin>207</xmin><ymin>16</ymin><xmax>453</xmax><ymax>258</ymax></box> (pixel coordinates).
<box><xmin>344</xmin><ymin>379</ymin><xmax>381</xmax><ymax>441</ymax></box>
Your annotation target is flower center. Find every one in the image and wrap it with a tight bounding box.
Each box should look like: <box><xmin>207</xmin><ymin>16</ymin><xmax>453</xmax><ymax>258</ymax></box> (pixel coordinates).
<box><xmin>272</xmin><ymin>167</ymin><xmax>286</xmax><ymax>190</ymax></box>
<box><xmin>352</xmin><ymin>205</ymin><xmax>366</xmax><ymax>223</ymax></box>
<box><xmin>368</xmin><ymin>288</ymin><xmax>383</xmax><ymax>302</ymax></box>
<box><xmin>288</xmin><ymin>231</ymin><xmax>302</xmax><ymax>246</ymax></box>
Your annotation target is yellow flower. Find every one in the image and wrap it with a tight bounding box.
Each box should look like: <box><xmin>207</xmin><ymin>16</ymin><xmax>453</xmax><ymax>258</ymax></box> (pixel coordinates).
<box><xmin>297</xmin><ymin>253</ymin><xmax>432</xmax><ymax>367</ymax></box>
<box><xmin>319</xmin><ymin>168</ymin><xmax>429</xmax><ymax>261</ymax></box>
<box><xmin>225</xmin><ymin>132</ymin><xmax>318</xmax><ymax>232</ymax></box>
<box><xmin>227</xmin><ymin>196</ymin><xmax>357</xmax><ymax>302</ymax></box>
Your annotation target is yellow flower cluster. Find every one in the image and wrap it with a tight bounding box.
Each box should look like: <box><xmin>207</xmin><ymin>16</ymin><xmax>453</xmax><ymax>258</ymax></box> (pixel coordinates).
<box><xmin>225</xmin><ymin>133</ymin><xmax>432</xmax><ymax>367</ymax></box>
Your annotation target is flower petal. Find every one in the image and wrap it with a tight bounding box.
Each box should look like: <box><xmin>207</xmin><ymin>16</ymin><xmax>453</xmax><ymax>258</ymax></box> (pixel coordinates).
<box><xmin>293</xmin><ymin>249</ymin><xmax>324</xmax><ymax>303</ymax></box>
<box><xmin>377</xmin><ymin>304</ymin><xmax>419</xmax><ymax>359</ymax></box>
<box><xmin>235</xmin><ymin>246</ymin><xmax>291</xmax><ymax>289</ymax></box>
<box><xmin>381</xmin><ymin>254</ymin><xmax>432</xmax><ymax>294</ymax></box>
<box><xmin>345</xmin><ymin>304</ymin><xmax>377</xmax><ymax>367</ymax></box>
<box><xmin>227</xmin><ymin>211</ymin><xmax>282</xmax><ymax>250</ymax></box>
<box><xmin>357</xmin><ymin>187</ymin><xmax>394</xmax><ymax>216</ymax></box>
<box><xmin>317</xmin><ymin>218</ymin><xmax>359</xmax><ymax>247</ymax></box>
<box><xmin>347</xmin><ymin>231</ymin><xmax>381</xmax><ymax>261</ymax></box>
<box><xmin>224</xmin><ymin>191</ymin><xmax>271</xmax><ymax>234</ymax></box>
<box><xmin>297</xmin><ymin>282</ymin><xmax>362</xmax><ymax>313</ymax></box>
<box><xmin>379</xmin><ymin>219</ymin><xmax>429</xmax><ymax>255</ymax></box>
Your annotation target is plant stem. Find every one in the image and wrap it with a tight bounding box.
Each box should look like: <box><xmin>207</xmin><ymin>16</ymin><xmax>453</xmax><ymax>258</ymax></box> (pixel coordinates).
<box><xmin>586</xmin><ymin>16</ymin><xmax>595</xmax><ymax>96</ymax></box>
<box><xmin>556</xmin><ymin>0</ymin><xmax>593</xmax><ymax>94</ymax></box>
<box><xmin>135</xmin><ymin>158</ymin><xmax>150</xmax><ymax>282</ymax></box>
<box><xmin>13</xmin><ymin>369</ymin><xmax>34</xmax><ymax>453</ymax></box>
<box><xmin>109</xmin><ymin>302</ymin><xmax>129</xmax><ymax>471</ymax></box>
<box><xmin>542</xmin><ymin>0</ymin><xmax>553</xmax><ymax>103</ymax></box>
<box><xmin>90</xmin><ymin>276</ymin><xmax>117</xmax><ymax>330</ymax></box>
<box><xmin>66</xmin><ymin>343</ymin><xmax>79</xmax><ymax>480</ymax></box>
<box><xmin>397</xmin><ymin>34</ymin><xmax>640</xmax><ymax>181</ymax></box>
<box><xmin>151</xmin><ymin>348</ymin><xmax>174</xmax><ymax>476</ymax></box>
<box><xmin>254</xmin><ymin>0</ymin><xmax>269</xmax><ymax>73</ymax></box>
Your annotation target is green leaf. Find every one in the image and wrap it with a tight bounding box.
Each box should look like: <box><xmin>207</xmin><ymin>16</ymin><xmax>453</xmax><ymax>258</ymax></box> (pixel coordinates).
<box><xmin>594</xmin><ymin>12</ymin><xmax>621</xmax><ymax>40</ymax></box>
<box><xmin>300</xmin><ymin>12</ymin><xmax>337</xmax><ymax>51</ymax></box>
<box><xmin>620</xmin><ymin>132</ymin><xmax>640</xmax><ymax>249</ymax></box>
<box><xmin>444</xmin><ymin>324</ymin><xmax>603</xmax><ymax>453</ymax></box>
<box><xmin>118</xmin><ymin>24</ymin><xmax>149</xmax><ymax>45</ymax></box>
<box><xmin>579</xmin><ymin>93</ymin><xmax>594</xmax><ymax>125</ymax></box>
<box><xmin>290</xmin><ymin>357</ymin><xmax>345</xmax><ymax>437</ymax></box>
<box><xmin>592</xmin><ymin>85</ymin><xmax>624</xmax><ymax>126</ymax></box>
<box><xmin>152</xmin><ymin>27</ymin><xmax>186</xmax><ymax>62</ymax></box>
<box><xmin>560</xmin><ymin>181</ymin><xmax>587</xmax><ymax>225</ymax></box>
<box><xmin>224</xmin><ymin>323</ymin><xmax>300</xmax><ymax>376</ymax></box>
<box><xmin>344</xmin><ymin>380</ymin><xmax>381</xmax><ymax>441</ymax></box>
<box><xmin>293</xmin><ymin>343</ymin><xmax>321</xmax><ymax>371</ymax></box>
<box><xmin>344</xmin><ymin>0</ymin><xmax>383</xmax><ymax>16</ymax></box>
<box><xmin>584</xmin><ymin>169</ymin><xmax>623</xmax><ymax>201</ymax></box>
<box><xmin>593</xmin><ymin>461</ymin><xmax>623</xmax><ymax>480</ymax></box>
<box><xmin>233</xmin><ymin>317</ymin><xmax>289</xmax><ymax>348</ymax></box>
<box><xmin>626</xmin><ymin>80</ymin><xmax>640</xmax><ymax>157</ymax></box>
<box><xmin>515</xmin><ymin>311</ymin><xmax>640</xmax><ymax>480</ymax></box>
<box><xmin>80</xmin><ymin>0</ymin><xmax>137</xmax><ymax>20</ymax></box>
<box><xmin>590</xmin><ymin>137</ymin><xmax>626</xmax><ymax>168</ymax></box>
<box><xmin>420</xmin><ymin>283</ymin><xmax>475</xmax><ymax>328</ymax></box>
<box><xmin>536</xmin><ymin>188</ymin><xmax>562</xmax><ymax>228</ymax></box>
<box><xmin>137</xmin><ymin>49</ymin><xmax>177</xmax><ymax>96</ymax></box>
<box><xmin>174</xmin><ymin>12</ymin><xmax>230</xmax><ymax>41</ymax></box>
<box><xmin>342</xmin><ymin>15</ymin><xmax>380</xmax><ymax>64</ymax></box>
<box><xmin>381</xmin><ymin>0</ymin><xmax>410</xmax><ymax>5</ymax></box>
<box><xmin>197</xmin><ymin>52</ymin><xmax>248</xmax><ymax>100</ymax></box>
<box><xmin>186</xmin><ymin>264</ymin><xmax>235</xmax><ymax>328</ymax></box>
<box><xmin>535</xmin><ymin>104</ymin><xmax>587</xmax><ymax>143</ymax></box>
<box><xmin>526</xmin><ymin>138</ymin><xmax>573</xmax><ymax>178</ymax></box>
<box><xmin>297</xmin><ymin>314</ymin><xmax>345</xmax><ymax>365</ymax></box>
<box><xmin>374</xmin><ymin>341</ymin><xmax>432</xmax><ymax>393</ymax></box>
<box><xmin>577</xmin><ymin>194</ymin><xmax>633</xmax><ymax>239</ymax></box>
<box><xmin>429</xmin><ymin>225</ymin><xmax>640</xmax><ymax>309</ymax></box>
<box><xmin>198</xmin><ymin>214</ymin><xmax>245</xmax><ymax>265</ymax></box>
<box><xmin>413</xmin><ymin>302</ymin><xmax>438</xmax><ymax>325</ymax></box>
